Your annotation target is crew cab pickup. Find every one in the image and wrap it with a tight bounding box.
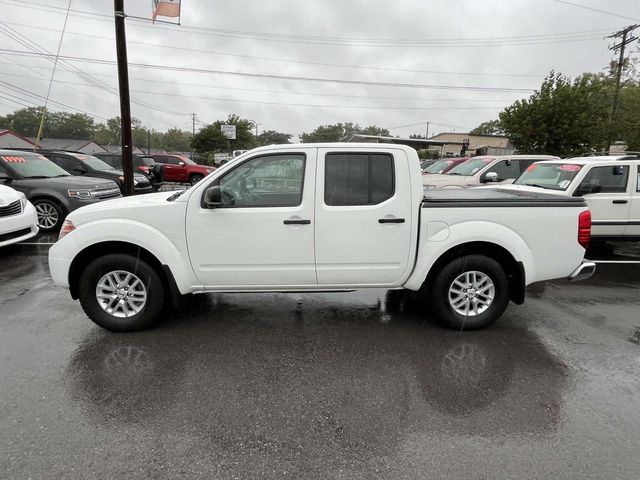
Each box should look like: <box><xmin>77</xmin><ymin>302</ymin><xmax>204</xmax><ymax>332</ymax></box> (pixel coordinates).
<box><xmin>423</xmin><ymin>155</ymin><xmax>559</xmax><ymax>189</ymax></box>
<box><xmin>48</xmin><ymin>144</ymin><xmax>595</xmax><ymax>332</ymax></box>
<box><xmin>500</xmin><ymin>155</ymin><xmax>640</xmax><ymax>241</ymax></box>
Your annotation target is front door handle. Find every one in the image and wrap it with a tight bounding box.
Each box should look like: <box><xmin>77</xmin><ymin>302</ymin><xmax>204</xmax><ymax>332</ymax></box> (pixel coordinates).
<box><xmin>283</xmin><ymin>219</ymin><xmax>311</xmax><ymax>225</ymax></box>
<box><xmin>612</xmin><ymin>200</ymin><xmax>628</xmax><ymax>204</ymax></box>
<box><xmin>378</xmin><ymin>218</ymin><xmax>405</xmax><ymax>224</ymax></box>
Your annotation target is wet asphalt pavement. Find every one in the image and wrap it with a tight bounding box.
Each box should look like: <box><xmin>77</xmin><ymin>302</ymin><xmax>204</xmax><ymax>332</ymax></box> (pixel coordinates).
<box><xmin>1</xmin><ymin>238</ymin><xmax>640</xmax><ymax>479</ymax></box>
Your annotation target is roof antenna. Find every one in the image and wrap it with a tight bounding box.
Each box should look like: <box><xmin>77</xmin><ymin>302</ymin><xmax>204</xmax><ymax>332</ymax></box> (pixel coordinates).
<box><xmin>34</xmin><ymin>0</ymin><xmax>73</xmax><ymax>151</ymax></box>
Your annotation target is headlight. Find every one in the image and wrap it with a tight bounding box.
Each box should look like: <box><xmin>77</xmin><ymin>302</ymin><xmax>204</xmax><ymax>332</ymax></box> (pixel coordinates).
<box><xmin>119</xmin><ymin>176</ymin><xmax>138</xmax><ymax>186</ymax></box>
<box><xmin>18</xmin><ymin>191</ymin><xmax>27</xmax><ymax>208</ymax></box>
<box><xmin>59</xmin><ymin>220</ymin><xmax>75</xmax><ymax>240</ymax></box>
<box><xmin>67</xmin><ymin>189</ymin><xmax>92</xmax><ymax>198</ymax></box>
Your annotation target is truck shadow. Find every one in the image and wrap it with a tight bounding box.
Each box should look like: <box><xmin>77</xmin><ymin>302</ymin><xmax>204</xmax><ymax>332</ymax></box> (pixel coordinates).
<box><xmin>65</xmin><ymin>290</ymin><xmax>568</xmax><ymax>473</ymax></box>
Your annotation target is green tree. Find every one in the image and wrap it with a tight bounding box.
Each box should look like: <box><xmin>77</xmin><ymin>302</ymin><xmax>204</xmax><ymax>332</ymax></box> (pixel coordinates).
<box><xmin>162</xmin><ymin>127</ymin><xmax>192</xmax><ymax>152</ymax></box>
<box><xmin>48</xmin><ymin>112</ymin><xmax>95</xmax><ymax>139</ymax></box>
<box><xmin>499</xmin><ymin>72</ymin><xmax>611</xmax><ymax>156</ymax></box>
<box><xmin>470</xmin><ymin>119</ymin><xmax>504</xmax><ymax>136</ymax></box>
<box><xmin>2</xmin><ymin>107</ymin><xmax>45</xmax><ymax>137</ymax></box>
<box><xmin>192</xmin><ymin>114</ymin><xmax>256</xmax><ymax>153</ymax></box>
<box><xmin>301</xmin><ymin>122</ymin><xmax>388</xmax><ymax>142</ymax></box>
<box><xmin>256</xmin><ymin>130</ymin><xmax>292</xmax><ymax>146</ymax></box>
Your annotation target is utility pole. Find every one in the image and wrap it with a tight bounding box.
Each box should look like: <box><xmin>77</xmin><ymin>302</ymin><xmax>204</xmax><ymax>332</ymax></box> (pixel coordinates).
<box><xmin>147</xmin><ymin>129</ymin><xmax>151</xmax><ymax>155</ymax></box>
<box><xmin>606</xmin><ymin>24</ymin><xmax>638</xmax><ymax>154</ymax></box>
<box><xmin>425</xmin><ymin>122</ymin><xmax>430</xmax><ymax>139</ymax></box>
<box><xmin>255</xmin><ymin>123</ymin><xmax>260</xmax><ymax>137</ymax></box>
<box><xmin>114</xmin><ymin>0</ymin><xmax>134</xmax><ymax>196</ymax></box>
<box><xmin>191</xmin><ymin>113</ymin><xmax>197</xmax><ymax>160</ymax></box>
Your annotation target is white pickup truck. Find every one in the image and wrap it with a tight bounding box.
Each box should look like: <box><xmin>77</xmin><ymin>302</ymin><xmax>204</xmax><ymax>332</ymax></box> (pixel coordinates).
<box><xmin>502</xmin><ymin>155</ymin><xmax>640</xmax><ymax>241</ymax></box>
<box><xmin>48</xmin><ymin>143</ymin><xmax>595</xmax><ymax>332</ymax></box>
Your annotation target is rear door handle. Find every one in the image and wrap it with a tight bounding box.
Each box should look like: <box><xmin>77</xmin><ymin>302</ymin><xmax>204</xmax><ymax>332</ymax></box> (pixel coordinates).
<box><xmin>378</xmin><ymin>218</ymin><xmax>405</xmax><ymax>224</ymax></box>
<box><xmin>283</xmin><ymin>219</ymin><xmax>311</xmax><ymax>225</ymax></box>
<box><xmin>612</xmin><ymin>200</ymin><xmax>628</xmax><ymax>204</ymax></box>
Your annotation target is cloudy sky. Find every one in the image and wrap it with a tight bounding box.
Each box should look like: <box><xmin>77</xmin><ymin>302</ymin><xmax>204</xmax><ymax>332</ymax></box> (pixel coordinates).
<box><xmin>0</xmin><ymin>0</ymin><xmax>638</xmax><ymax>139</ymax></box>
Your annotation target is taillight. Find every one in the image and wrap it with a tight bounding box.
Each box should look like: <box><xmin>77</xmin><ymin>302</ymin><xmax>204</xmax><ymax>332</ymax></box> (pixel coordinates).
<box><xmin>578</xmin><ymin>210</ymin><xmax>591</xmax><ymax>249</ymax></box>
<box><xmin>59</xmin><ymin>220</ymin><xmax>75</xmax><ymax>240</ymax></box>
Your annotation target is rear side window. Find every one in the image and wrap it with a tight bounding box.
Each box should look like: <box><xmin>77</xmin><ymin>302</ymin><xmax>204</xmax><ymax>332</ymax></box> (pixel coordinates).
<box><xmin>325</xmin><ymin>153</ymin><xmax>394</xmax><ymax>206</ymax></box>
<box><xmin>577</xmin><ymin>165</ymin><xmax>629</xmax><ymax>194</ymax></box>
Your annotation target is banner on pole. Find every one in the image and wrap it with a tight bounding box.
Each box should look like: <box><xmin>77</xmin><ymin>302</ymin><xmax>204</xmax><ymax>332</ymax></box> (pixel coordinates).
<box><xmin>152</xmin><ymin>0</ymin><xmax>181</xmax><ymax>21</ymax></box>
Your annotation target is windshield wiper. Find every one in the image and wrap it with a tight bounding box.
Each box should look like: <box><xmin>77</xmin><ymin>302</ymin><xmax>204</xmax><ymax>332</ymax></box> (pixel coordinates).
<box><xmin>167</xmin><ymin>190</ymin><xmax>185</xmax><ymax>201</ymax></box>
<box><xmin>523</xmin><ymin>183</ymin><xmax>552</xmax><ymax>190</ymax></box>
<box><xmin>448</xmin><ymin>172</ymin><xmax>462</xmax><ymax>175</ymax></box>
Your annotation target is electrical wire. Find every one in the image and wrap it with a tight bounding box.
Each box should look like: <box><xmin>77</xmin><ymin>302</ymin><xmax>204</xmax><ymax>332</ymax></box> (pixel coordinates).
<box><xmin>550</xmin><ymin>0</ymin><xmax>640</xmax><ymax>22</ymax></box>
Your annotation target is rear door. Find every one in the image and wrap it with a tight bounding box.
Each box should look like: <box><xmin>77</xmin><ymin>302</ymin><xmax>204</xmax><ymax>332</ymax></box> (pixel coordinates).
<box><xmin>626</xmin><ymin>163</ymin><xmax>640</xmax><ymax>237</ymax></box>
<box><xmin>573</xmin><ymin>164</ymin><xmax>631</xmax><ymax>238</ymax></box>
<box><xmin>314</xmin><ymin>148</ymin><xmax>413</xmax><ymax>286</ymax></box>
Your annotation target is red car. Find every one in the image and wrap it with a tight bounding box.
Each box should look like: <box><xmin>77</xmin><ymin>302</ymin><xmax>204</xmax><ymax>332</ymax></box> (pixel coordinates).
<box><xmin>150</xmin><ymin>154</ymin><xmax>216</xmax><ymax>185</ymax></box>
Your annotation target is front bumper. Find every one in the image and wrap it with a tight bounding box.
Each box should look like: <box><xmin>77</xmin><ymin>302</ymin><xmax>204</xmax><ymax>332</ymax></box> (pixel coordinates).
<box><xmin>0</xmin><ymin>202</ymin><xmax>38</xmax><ymax>247</ymax></box>
<box><xmin>569</xmin><ymin>262</ymin><xmax>596</xmax><ymax>282</ymax></box>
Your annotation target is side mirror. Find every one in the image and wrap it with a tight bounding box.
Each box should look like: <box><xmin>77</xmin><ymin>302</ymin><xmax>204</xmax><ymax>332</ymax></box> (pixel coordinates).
<box><xmin>505</xmin><ymin>160</ymin><xmax>512</xmax><ymax>167</ymax></box>
<box><xmin>613</xmin><ymin>165</ymin><xmax>625</xmax><ymax>176</ymax></box>
<box><xmin>178</xmin><ymin>161</ymin><xmax>185</xmax><ymax>167</ymax></box>
<box><xmin>0</xmin><ymin>172</ymin><xmax>11</xmax><ymax>182</ymax></box>
<box><xmin>203</xmin><ymin>185</ymin><xmax>222</xmax><ymax>208</ymax></box>
<box><xmin>483</xmin><ymin>172</ymin><xmax>499</xmax><ymax>183</ymax></box>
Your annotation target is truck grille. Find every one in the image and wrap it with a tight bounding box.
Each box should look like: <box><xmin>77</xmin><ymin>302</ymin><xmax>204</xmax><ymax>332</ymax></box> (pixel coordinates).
<box><xmin>93</xmin><ymin>187</ymin><xmax>122</xmax><ymax>199</ymax></box>
<box><xmin>0</xmin><ymin>200</ymin><xmax>22</xmax><ymax>217</ymax></box>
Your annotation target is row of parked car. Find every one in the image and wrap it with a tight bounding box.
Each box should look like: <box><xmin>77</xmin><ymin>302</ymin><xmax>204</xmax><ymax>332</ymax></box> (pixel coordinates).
<box><xmin>0</xmin><ymin>149</ymin><xmax>216</xmax><ymax>245</ymax></box>
<box><xmin>421</xmin><ymin>153</ymin><xmax>640</xmax><ymax>241</ymax></box>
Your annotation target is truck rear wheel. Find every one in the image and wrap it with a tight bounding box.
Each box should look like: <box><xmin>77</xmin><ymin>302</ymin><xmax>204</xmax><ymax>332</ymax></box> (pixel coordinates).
<box><xmin>78</xmin><ymin>254</ymin><xmax>165</xmax><ymax>332</ymax></box>
<box><xmin>429</xmin><ymin>255</ymin><xmax>509</xmax><ymax>330</ymax></box>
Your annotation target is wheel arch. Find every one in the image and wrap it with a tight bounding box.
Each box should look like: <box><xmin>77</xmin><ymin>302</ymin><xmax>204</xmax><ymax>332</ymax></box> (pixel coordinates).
<box><xmin>68</xmin><ymin>240</ymin><xmax>181</xmax><ymax>307</ymax></box>
<box><xmin>421</xmin><ymin>241</ymin><xmax>526</xmax><ymax>305</ymax></box>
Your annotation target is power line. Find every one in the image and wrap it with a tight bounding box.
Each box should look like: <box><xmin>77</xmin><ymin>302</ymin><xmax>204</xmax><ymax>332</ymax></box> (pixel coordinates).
<box><xmin>2</xmin><ymin>21</ymin><xmax>549</xmax><ymax>79</ymax></box>
<box><xmin>0</xmin><ymin>49</ymin><xmax>536</xmax><ymax>93</ymax></box>
<box><xmin>0</xmin><ymin>0</ymin><xmax>623</xmax><ymax>47</ymax></box>
<box><xmin>551</xmin><ymin>0</ymin><xmax>640</xmax><ymax>22</ymax></box>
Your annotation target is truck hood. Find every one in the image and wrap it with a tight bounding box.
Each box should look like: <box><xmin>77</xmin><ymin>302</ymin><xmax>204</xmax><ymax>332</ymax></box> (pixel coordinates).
<box><xmin>422</xmin><ymin>173</ymin><xmax>476</xmax><ymax>188</ymax></box>
<box><xmin>68</xmin><ymin>190</ymin><xmax>180</xmax><ymax>224</ymax></box>
<box><xmin>493</xmin><ymin>184</ymin><xmax>567</xmax><ymax>196</ymax></box>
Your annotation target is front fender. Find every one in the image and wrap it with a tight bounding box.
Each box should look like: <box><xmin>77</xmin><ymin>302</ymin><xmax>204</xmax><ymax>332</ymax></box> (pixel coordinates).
<box><xmin>48</xmin><ymin>218</ymin><xmax>199</xmax><ymax>294</ymax></box>
<box><xmin>404</xmin><ymin>220</ymin><xmax>535</xmax><ymax>291</ymax></box>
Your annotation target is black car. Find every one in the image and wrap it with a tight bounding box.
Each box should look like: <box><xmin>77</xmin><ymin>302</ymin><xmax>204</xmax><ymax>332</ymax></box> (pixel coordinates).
<box><xmin>0</xmin><ymin>150</ymin><xmax>121</xmax><ymax>231</ymax></box>
<box><xmin>39</xmin><ymin>150</ymin><xmax>153</xmax><ymax>195</ymax></box>
<box><xmin>94</xmin><ymin>153</ymin><xmax>164</xmax><ymax>191</ymax></box>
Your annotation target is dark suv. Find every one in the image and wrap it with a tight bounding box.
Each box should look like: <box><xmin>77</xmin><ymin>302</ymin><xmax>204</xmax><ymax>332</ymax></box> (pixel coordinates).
<box><xmin>0</xmin><ymin>150</ymin><xmax>121</xmax><ymax>231</ymax></box>
<box><xmin>39</xmin><ymin>150</ymin><xmax>153</xmax><ymax>195</ymax></box>
<box><xmin>94</xmin><ymin>153</ymin><xmax>164</xmax><ymax>191</ymax></box>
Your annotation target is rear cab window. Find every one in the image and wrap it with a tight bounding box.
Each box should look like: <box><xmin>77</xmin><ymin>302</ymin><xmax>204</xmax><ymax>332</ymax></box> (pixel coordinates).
<box><xmin>325</xmin><ymin>153</ymin><xmax>394</xmax><ymax>205</ymax></box>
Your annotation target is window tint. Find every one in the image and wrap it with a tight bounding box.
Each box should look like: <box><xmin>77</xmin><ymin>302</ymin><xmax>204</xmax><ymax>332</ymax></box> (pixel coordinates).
<box><xmin>218</xmin><ymin>153</ymin><xmax>305</xmax><ymax>207</ymax></box>
<box><xmin>52</xmin><ymin>155</ymin><xmax>79</xmax><ymax>172</ymax></box>
<box><xmin>485</xmin><ymin>160</ymin><xmax>521</xmax><ymax>181</ymax></box>
<box><xmin>325</xmin><ymin>153</ymin><xmax>394</xmax><ymax>206</ymax></box>
<box><xmin>577</xmin><ymin>165</ymin><xmax>629</xmax><ymax>194</ymax></box>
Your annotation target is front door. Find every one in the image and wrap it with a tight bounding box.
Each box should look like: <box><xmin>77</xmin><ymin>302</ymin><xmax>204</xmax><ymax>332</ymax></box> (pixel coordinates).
<box><xmin>626</xmin><ymin>164</ymin><xmax>640</xmax><ymax>237</ymax></box>
<box><xmin>573</xmin><ymin>164</ymin><xmax>631</xmax><ymax>238</ymax></box>
<box><xmin>186</xmin><ymin>149</ymin><xmax>317</xmax><ymax>288</ymax></box>
<box><xmin>314</xmin><ymin>148</ymin><xmax>413</xmax><ymax>286</ymax></box>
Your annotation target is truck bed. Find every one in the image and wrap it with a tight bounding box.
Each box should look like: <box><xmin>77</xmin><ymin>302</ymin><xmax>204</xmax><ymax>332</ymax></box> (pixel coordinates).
<box><xmin>422</xmin><ymin>188</ymin><xmax>587</xmax><ymax>208</ymax></box>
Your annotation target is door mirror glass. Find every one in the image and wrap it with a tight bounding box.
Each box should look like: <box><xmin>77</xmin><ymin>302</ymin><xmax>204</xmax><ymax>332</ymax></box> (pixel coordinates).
<box><xmin>483</xmin><ymin>171</ymin><xmax>499</xmax><ymax>183</ymax></box>
<box><xmin>203</xmin><ymin>185</ymin><xmax>222</xmax><ymax>208</ymax></box>
<box><xmin>178</xmin><ymin>161</ymin><xmax>185</xmax><ymax>167</ymax></box>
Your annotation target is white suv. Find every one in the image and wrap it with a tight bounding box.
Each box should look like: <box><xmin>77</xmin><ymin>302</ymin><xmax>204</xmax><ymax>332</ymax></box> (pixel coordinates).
<box><xmin>501</xmin><ymin>155</ymin><xmax>640</xmax><ymax>241</ymax></box>
<box><xmin>423</xmin><ymin>155</ymin><xmax>559</xmax><ymax>189</ymax></box>
<box><xmin>0</xmin><ymin>184</ymin><xmax>38</xmax><ymax>247</ymax></box>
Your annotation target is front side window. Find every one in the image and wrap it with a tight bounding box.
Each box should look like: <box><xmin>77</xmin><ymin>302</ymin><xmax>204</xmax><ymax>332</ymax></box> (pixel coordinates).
<box><xmin>325</xmin><ymin>153</ymin><xmax>394</xmax><ymax>206</ymax></box>
<box><xmin>576</xmin><ymin>165</ymin><xmax>629</xmax><ymax>194</ymax></box>
<box><xmin>69</xmin><ymin>153</ymin><xmax>115</xmax><ymax>171</ymax></box>
<box><xmin>484</xmin><ymin>160</ymin><xmax>521</xmax><ymax>181</ymax></box>
<box><xmin>218</xmin><ymin>153</ymin><xmax>305</xmax><ymax>207</ymax></box>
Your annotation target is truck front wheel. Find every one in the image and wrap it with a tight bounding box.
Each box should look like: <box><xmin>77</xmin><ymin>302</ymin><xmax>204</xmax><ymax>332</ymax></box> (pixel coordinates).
<box><xmin>78</xmin><ymin>254</ymin><xmax>165</xmax><ymax>332</ymax></box>
<box><xmin>429</xmin><ymin>255</ymin><xmax>509</xmax><ymax>330</ymax></box>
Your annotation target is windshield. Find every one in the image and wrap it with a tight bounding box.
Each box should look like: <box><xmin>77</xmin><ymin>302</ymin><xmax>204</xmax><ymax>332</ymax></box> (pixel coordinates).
<box><xmin>514</xmin><ymin>163</ymin><xmax>582</xmax><ymax>190</ymax></box>
<box><xmin>447</xmin><ymin>158</ymin><xmax>493</xmax><ymax>176</ymax></box>
<box><xmin>69</xmin><ymin>153</ymin><xmax>116</xmax><ymax>171</ymax></box>
<box><xmin>425</xmin><ymin>159</ymin><xmax>455</xmax><ymax>174</ymax></box>
<box><xmin>0</xmin><ymin>153</ymin><xmax>70</xmax><ymax>178</ymax></box>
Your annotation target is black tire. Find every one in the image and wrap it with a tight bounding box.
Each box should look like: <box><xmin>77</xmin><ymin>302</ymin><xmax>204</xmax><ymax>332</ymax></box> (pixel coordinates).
<box><xmin>78</xmin><ymin>254</ymin><xmax>165</xmax><ymax>332</ymax></box>
<box><xmin>33</xmin><ymin>198</ymin><xmax>65</xmax><ymax>231</ymax></box>
<box><xmin>189</xmin><ymin>174</ymin><xmax>204</xmax><ymax>185</ymax></box>
<box><xmin>428</xmin><ymin>255</ymin><xmax>509</xmax><ymax>330</ymax></box>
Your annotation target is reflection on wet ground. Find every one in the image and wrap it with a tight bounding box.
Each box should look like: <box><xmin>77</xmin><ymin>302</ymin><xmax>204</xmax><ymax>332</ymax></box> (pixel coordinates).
<box><xmin>1</xmin><ymin>240</ymin><xmax>640</xmax><ymax>478</ymax></box>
